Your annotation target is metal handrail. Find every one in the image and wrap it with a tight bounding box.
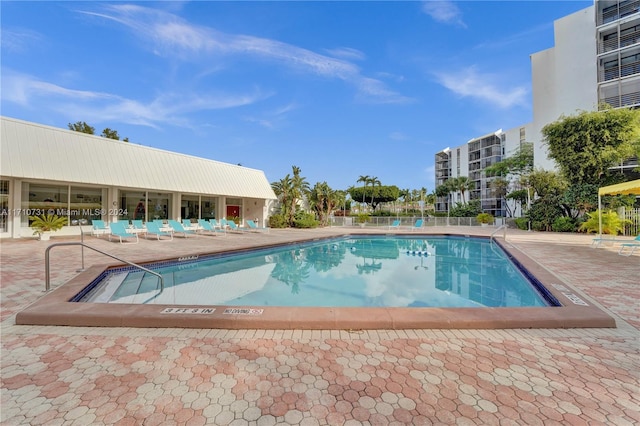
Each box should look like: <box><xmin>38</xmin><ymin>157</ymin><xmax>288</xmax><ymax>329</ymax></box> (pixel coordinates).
<box><xmin>490</xmin><ymin>224</ymin><xmax>507</xmax><ymax>243</ymax></box>
<box><xmin>44</xmin><ymin>242</ymin><xmax>164</xmax><ymax>295</ymax></box>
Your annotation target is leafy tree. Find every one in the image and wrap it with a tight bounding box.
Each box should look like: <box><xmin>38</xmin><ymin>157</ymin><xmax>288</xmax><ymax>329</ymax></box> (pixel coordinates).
<box><xmin>579</xmin><ymin>210</ymin><xmax>630</xmax><ymax>235</ymax></box>
<box><xmin>368</xmin><ymin>176</ymin><xmax>381</xmax><ymax>208</ymax></box>
<box><xmin>357</xmin><ymin>175</ymin><xmax>370</xmax><ymax>207</ymax></box>
<box><xmin>271</xmin><ymin>166</ymin><xmax>310</xmax><ymax>227</ymax></box>
<box><xmin>485</xmin><ymin>143</ymin><xmax>534</xmax><ymax>217</ymax></box>
<box><xmin>101</xmin><ymin>128</ymin><xmax>120</xmax><ymax>140</ymax></box>
<box><xmin>348</xmin><ymin>185</ymin><xmax>400</xmax><ymax>211</ymax></box>
<box><xmin>449</xmin><ymin>200</ymin><xmax>481</xmax><ymax>217</ymax></box>
<box><xmin>68</xmin><ymin>121</ymin><xmax>95</xmax><ymax>134</ymax></box>
<box><xmin>542</xmin><ymin>106</ymin><xmax>640</xmax><ymax>186</ymax></box>
<box><xmin>310</xmin><ymin>182</ymin><xmax>339</xmax><ymax>226</ymax></box>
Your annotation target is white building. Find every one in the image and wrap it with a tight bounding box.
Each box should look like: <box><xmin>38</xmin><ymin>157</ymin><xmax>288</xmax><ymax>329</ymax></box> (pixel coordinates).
<box><xmin>0</xmin><ymin>116</ymin><xmax>277</xmax><ymax>239</ymax></box>
<box><xmin>435</xmin><ymin>0</ymin><xmax>639</xmax><ymax>215</ymax></box>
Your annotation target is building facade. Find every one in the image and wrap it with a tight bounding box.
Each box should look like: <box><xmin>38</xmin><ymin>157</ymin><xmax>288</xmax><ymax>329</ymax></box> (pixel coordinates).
<box><xmin>0</xmin><ymin>117</ymin><xmax>277</xmax><ymax>239</ymax></box>
<box><xmin>435</xmin><ymin>0</ymin><xmax>639</xmax><ymax>216</ymax></box>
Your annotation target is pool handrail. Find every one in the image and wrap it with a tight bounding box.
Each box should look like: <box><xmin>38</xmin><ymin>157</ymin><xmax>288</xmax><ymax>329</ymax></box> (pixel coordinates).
<box><xmin>44</xmin><ymin>242</ymin><xmax>164</xmax><ymax>295</ymax></box>
<box><xmin>491</xmin><ymin>224</ymin><xmax>507</xmax><ymax>243</ymax></box>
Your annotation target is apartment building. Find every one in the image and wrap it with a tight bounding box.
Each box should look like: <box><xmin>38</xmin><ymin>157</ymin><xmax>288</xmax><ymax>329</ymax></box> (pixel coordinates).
<box><xmin>435</xmin><ymin>0</ymin><xmax>639</xmax><ymax>216</ymax></box>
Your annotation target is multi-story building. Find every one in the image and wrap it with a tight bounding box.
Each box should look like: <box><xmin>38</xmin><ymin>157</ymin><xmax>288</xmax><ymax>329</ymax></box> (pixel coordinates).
<box><xmin>435</xmin><ymin>0</ymin><xmax>639</xmax><ymax>216</ymax></box>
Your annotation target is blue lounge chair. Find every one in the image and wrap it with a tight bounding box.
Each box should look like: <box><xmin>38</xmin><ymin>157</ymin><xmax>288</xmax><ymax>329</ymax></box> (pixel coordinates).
<box><xmin>91</xmin><ymin>219</ymin><xmax>110</xmax><ymax>237</ymax></box>
<box><xmin>168</xmin><ymin>220</ymin><xmax>195</xmax><ymax>237</ymax></box>
<box><xmin>411</xmin><ymin>219</ymin><xmax>424</xmax><ymax>231</ymax></box>
<box><xmin>131</xmin><ymin>220</ymin><xmax>145</xmax><ymax>230</ymax></box>
<box><xmin>226</xmin><ymin>221</ymin><xmax>245</xmax><ymax>232</ymax></box>
<box><xmin>198</xmin><ymin>219</ymin><xmax>226</xmax><ymax>236</ymax></box>
<box><xmin>108</xmin><ymin>222</ymin><xmax>138</xmax><ymax>244</ymax></box>
<box><xmin>389</xmin><ymin>219</ymin><xmax>401</xmax><ymax>230</ymax></box>
<box><xmin>618</xmin><ymin>235</ymin><xmax>640</xmax><ymax>256</ymax></box>
<box><xmin>144</xmin><ymin>221</ymin><xmax>173</xmax><ymax>241</ymax></box>
<box><xmin>591</xmin><ymin>234</ymin><xmax>624</xmax><ymax>248</ymax></box>
<box><xmin>209</xmin><ymin>219</ymin><xmax>225</xmax><ymax>233</ymax></box>
<box><xmin>246</xmin><ymin>220</ymin><xmax>269</xmax><ymax>233</ymax></box>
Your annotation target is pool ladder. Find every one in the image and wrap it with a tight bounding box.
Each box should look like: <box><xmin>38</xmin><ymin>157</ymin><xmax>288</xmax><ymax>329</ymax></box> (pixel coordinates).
<box><xmin>490</xmin><ymin>224</ymin><xmax>507</xmax><ymax>243</ymax></box>
<box><xmin>44</xmin><ymin>242</ymin><xmax>164</xmax><ymax>295</ymax></box>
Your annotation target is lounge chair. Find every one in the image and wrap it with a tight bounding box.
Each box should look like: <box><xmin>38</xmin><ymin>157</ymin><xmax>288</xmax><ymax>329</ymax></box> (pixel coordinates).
<box><xmin>209</xmin><ymin>219</ymin><xmax>225</xmax><ymax>233</ymax></box>
<box><xmin>618</xmin><ymin>235</ymin><xmax>640</xmax><ymax>256</ymax></box>
<box><xmin>198</xmin><ymin>219</ymin><xmax>226</xmax><ymax>236</ymax></box>
<box><xmin>226</xmin><ymin>221</ymin><xmax>246</xmax><ymax>233</ymax></box>
<box><xmin>591</xmin><ymin>234</ymin><xmax>622</xmax><ymax>248</ymax></box>
<box><xmin>411</xmin><ymin>219</ymin><xmax>424</xmax><ymax>231</ymax></box>
<box><xmin>144</xmin><ymin>221</ymin><xmax>173</xmax><ymax>241</ymax></box>
<box><xmin>108</xmin><ymin>222</ymin><xmax>138</xmax><ymax>244</ymax></box>
<box><xmin>168</xmin><ymin>220</ymin><xmax>195</xmax><ymax>237</ymax></box>
<box><xmin>245</xmin><ymin>220</ymin><xmax>269</xmax><ymax>233</ymax></box>
<box><xmin>131</xmin><ymin>219</ymin><xmax>145</xmax><ymax>230</ymax></box>
<box><xmin>389</xmin><ymin>219</ymin><xmax>401</xmax><ymax>230</ymax></box>
<box><xmin>91</xmin><ymin>219</ymin><xmax>110</xmax><ymax>237</ymax></box>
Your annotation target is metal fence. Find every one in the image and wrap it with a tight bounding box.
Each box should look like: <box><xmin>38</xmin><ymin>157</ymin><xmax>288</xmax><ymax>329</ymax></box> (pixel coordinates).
<box><xmin>620</xmin><ymin>207</ymin><xmax>640</xmax><ymax>236</ymax></box>
<box><xmin>329</xmin><ymin>216</ymin><xmax>506</xmax><ymax>228</ymax></box>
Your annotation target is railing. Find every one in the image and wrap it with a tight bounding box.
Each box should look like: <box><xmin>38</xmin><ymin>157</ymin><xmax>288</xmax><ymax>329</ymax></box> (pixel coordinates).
<box><xmin>602</xmin><ymin>91</ymin><xmax>640</xmax><ymax>108</ymax></box>
<box><xmin>599</xmin><ymin>59</ymin><xmax>640</xmax><ymax>82</ymax></box>
<box><xmin>490</xmin><ymin>224</ymin><xmax>507</xmax><ymax>244</ymax></box>
<box><xmin>599</xmin><ymin>1</ymin><xmax>640</xmax><ymax>26</ymax></box>
<box><xmin>44</xmin><ymin>242</ymin><xmax>164</xmax><ymax>295</ymax></box>
<box><xmin>329</xmin><ymin>216</ymin><xmax>507</xmax><ymax>228</ymax></box>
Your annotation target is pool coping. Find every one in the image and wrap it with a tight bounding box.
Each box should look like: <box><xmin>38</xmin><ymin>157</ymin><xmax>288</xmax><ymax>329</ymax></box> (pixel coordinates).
<box><xmin>15</xmin><ymin>233</ymin><xmax>617</xmax><ymax>329</ymax></box>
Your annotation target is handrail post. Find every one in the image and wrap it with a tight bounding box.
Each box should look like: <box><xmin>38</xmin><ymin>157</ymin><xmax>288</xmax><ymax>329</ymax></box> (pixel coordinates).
<box><xmin>77</xmin><ymin>225</ymin><xmax>85</xmax><ymax>272</ymax></box>
<box><xmin>44</xmin><ymin>242</ymin><xmax>164</xmax><ymax>296</ymax></box>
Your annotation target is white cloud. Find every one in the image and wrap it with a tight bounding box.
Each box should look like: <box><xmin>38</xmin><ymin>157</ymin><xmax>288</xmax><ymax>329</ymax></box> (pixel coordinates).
<box><xmin>324</xmin><ymin>47</ymin><xmax>366</xmax><ymax>61</ymax></box>
<box><xmin>434</xmin><ymin>66</ymin><xmax>528</xmax><ymax>109</ymax></box>
<box><xmin>83</xmin><ymin>4</ymin><xmax>408</xmax><ymax>104</ymax></box>
<box><xmin>1</xmin><ymin>69</ymin><xmax>268</xmax><ymax>127</ymax></box>
<box><xmin>422</xmin><ymin>1</ymin><xmax>466</xmax><ymax>28</ymax></box>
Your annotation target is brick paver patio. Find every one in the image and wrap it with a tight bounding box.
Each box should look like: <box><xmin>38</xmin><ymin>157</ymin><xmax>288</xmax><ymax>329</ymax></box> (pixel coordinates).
<box><xmin>1</xmin><ymin>227</ymin><xmax>638</xmax><ymax>425</ymax></box>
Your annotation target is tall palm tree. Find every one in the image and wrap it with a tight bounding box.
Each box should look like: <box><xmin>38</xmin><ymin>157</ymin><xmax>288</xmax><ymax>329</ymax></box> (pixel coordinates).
<box><xmin>271</xmin><ymin>174</ymin><xmax>293</xmax><ymax>221</ymax></box>
<box><xmin>368</xmin><ymin>176</ymin><xmax>381</xmax><ymax>209</ymax></box>
<box><xmin>290</xmin><ymin>165</ymin><xmax>310</xmax><ymax>225</ymax></box>
<box><xmin>357</xmin><ymin>175</ymin><xmax>370</xmax><ymax>208</ymax></box>
<box><xmin>452</xmin><ymin>176</ymin><xmax>474</xmax><ymax>204</ymax></box>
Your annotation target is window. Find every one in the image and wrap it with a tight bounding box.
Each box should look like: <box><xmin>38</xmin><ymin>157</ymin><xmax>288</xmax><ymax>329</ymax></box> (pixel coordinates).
<box><xmin>0</xmin><ymin>180</ymin><xmax>8</xmax><ymax>232</ymax></box>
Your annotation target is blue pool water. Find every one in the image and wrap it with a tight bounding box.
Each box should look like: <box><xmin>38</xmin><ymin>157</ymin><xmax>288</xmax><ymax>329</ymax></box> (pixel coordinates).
<box><xmin>77</xmin><ymin>236</ymin><xmax>555</xmax><ymax>308</ymax></box>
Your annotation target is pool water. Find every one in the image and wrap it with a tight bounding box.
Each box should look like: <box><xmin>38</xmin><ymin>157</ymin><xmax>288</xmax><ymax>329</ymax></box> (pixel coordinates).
<box><xmin>78</xmin><ymin>236</ymin><xmax>553</xmax><ymax>308</ymax></box>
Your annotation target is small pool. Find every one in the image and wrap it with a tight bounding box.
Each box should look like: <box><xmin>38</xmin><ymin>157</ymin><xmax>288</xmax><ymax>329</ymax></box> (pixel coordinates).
<box><xmin>75</xmin><ymin>236</ymin><xmax>557</xmax><ymax>308</ymax></box>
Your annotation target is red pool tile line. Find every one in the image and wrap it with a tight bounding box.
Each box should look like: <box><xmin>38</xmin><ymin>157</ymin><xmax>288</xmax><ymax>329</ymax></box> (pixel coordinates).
<box><xmin>15</xmin><ymin>234</ymin><xmax>616</xmax><ymax>329</ymax></box>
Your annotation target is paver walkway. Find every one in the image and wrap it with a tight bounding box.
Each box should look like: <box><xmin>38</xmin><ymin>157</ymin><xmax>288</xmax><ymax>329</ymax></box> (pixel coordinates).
<box><xmin>1</xmin><ymin>227</ymin><xmax>639</xmax><ymax>425</ymax></box>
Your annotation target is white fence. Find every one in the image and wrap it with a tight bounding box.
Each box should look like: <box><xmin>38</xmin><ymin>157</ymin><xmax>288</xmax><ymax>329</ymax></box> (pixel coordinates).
<box><xmin>329</xmin><ymin>216</ymin><xmax>506</xmax><ymax>228</ymax></box>
<box><xmin>621</xmin><ymin>207</ymin><xmax>640</xmax><ymax>236</ymax></box>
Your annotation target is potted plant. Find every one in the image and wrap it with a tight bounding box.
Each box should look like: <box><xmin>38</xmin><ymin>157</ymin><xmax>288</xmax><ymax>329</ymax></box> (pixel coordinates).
<box><xmin>356</xmin><ymin>213</ymin><xmax>370</xmax><ymax>228</ymax></box>
<box><xmin>476</xmin><ymin>212</ymin><xmax>494</xmax><ymax>227</ymax></box>
<box><xmin>29</xmin><ymin>213</ymin><xmax>67</xmax><ymax>241</ymax></box>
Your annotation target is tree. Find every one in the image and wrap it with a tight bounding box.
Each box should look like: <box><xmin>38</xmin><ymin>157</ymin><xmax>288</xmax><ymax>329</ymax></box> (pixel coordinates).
<box><xmin>542</xmin><ymin>106</ymin><xmax>640</xmax><ymax>186</ymax></box>
<box><xmin>347</xmin><ymin>185</ymin><xmax>400</xmax><ymax>211</ymax></box>
<box><xmin>357</xmin><ymin>175</ymin><xmax>370</xmax><ymax>207</ymax></box>
<box><xmin>310</xmin><ymin>182</ymin><xmax>339</xmax><ymax>226</ymax></box>
<box><xmin>68</xmin><ymin>121</ymin><xmax>95</xmax><ymax>134</ymax></box>
<box><xmin>450</xmin><ymin>176</ymin><xmax>473</xmax><ymax>204</ymax></box>
<box><xmin>368</xmin><ymin>176</ymin><xmax>381</xmax><ymax>209</ymax></box>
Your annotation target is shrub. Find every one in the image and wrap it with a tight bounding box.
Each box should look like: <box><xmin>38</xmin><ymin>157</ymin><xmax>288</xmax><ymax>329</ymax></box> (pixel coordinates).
<box><xmin>552</xmin><ymin>216</ymin><xmax>576</xmax><ymax>232</ymax></box>
<box><xmin>293</xmin><ymin>212</ymin><xmax>319</xmax><ymax>228</ymax></box>
<box><xmin>356</xmin><ymin>213</ymin><xmax>370</xmax><ymax>224</ymax></box>
<box><xmin>268</xmin><ymin>214</ymin><xmax>287</xmax><ymax>228</ymax></box>
<box><xmin>579</xmin><ymin>210</ymin><xmax>630</xmax><ymax>235</ymax></box>
<box><xmin>476</xmin><ymin>212</ymin><xmax>494</xmax><ymax>224</ymax></box>
<box><xmin>514</xmin><ymin>217</ymin><xmax>529</xmax><ymax>230</ymax></box>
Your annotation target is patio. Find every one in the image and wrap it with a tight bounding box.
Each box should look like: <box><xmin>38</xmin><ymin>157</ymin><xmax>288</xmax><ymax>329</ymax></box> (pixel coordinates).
<box><xmin>1</xmin><ymin>227</ymin><xmax>639</xmax><ymax>424</ymax></box>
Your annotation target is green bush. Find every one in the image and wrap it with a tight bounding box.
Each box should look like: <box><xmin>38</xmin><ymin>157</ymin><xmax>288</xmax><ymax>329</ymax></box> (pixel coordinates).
<box><xmin>552</xmin><ymin>216</ymin><xmax>576</xmax><ymax>232</ymax></box>
<box><xmin>268</xmin><ymin>214</ymin><xmax>287</xmax><ymax>228</ymax></box>
<box><xmin>476</xmin><ymin>212</ymin><xmax>494</xmax><ymax>224</ymax></box>
<box><xmin>579</xmin><ymin>210</ymin><xmax>630</xmax><ymax>235</ymax></box>
<box><xmin>293</xmin><ymin>212</ymin><xmax>319</xmax><ymax>228</ymax></box>
<box><xmin>514</xmin><ymin>217</ymin><xmax>529</xmax><ymax>230</ymax></box>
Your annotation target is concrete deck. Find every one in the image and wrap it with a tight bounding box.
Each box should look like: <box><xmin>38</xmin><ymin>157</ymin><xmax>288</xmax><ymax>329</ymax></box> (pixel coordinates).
<box><xmin>1</xmin><ymin>226</ymin><xmax>639</xmax><ymax>424</ymax></box>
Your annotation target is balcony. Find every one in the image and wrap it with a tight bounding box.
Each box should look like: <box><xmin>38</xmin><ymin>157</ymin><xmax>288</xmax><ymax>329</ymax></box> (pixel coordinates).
<box><xmin>600</xmin><ymin>58</ymin><xmax>640</xmax><ymax>81</ymax></box>
<box><xmin>599</xmin><ymin>27</ymin><xmax>640</xmax><ymax>53</ymax></box>
<box><xmin>602</xmin><ymin>90</ymin><xmax>640</xmax><ymax>107</ymax></box>
<box><xmin>598</xmin><ymin>0</ymin><xmax>640</xmax><ymax>26</ymax></box>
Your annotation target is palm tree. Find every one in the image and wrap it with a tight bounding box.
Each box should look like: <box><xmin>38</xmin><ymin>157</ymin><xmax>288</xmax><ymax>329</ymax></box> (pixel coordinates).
<box><xmin>290</xmin><ymin>166</ymin><xmax>310</xmax><ymax>226</ymax></box>
<box><xmin>357</xmin><ymin>175</ymin><xmax>370</xmax><ymax>210</ymax></box>
<box><xmin>271</xmin><ymin>174</ymin><xmax>293</xmax><ymax>222</ymax></box>
<box><xmin>368</xmin><ymin>176</ymin><xmax>381</xmax><ymax>210</ymax></box>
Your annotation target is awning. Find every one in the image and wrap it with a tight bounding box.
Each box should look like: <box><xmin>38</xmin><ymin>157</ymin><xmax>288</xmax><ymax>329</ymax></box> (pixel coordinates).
<box><xmin>597</xmin><ymin>179</ymin><xmax>640</xmax><ymax>236</ymax></box>
<box><xmin>598</xmin><ymin>179</ymin><xmax>640</xmax><ymax>196</ymax></box>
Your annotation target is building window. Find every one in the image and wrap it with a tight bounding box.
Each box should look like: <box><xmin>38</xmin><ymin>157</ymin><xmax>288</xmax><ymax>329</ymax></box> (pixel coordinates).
<box><xmin>201</xmin><ymin>197</ymin><xmax>217</xmax><ymax>220</ymax></box>
<box><xmin>181</xmin><ymin>195</ymin><xmax>200</xmax><ymax>221</ymax></box>
<box><xmin>69</xmin><ymin>186</ymin><xmax>103</xmax><ymax>225</ymax></box>
<box><xmin>121</xmin><ymin>191</ymin><xmax>147</xmax><ymax>222</ymax></box>
<box><xmin>21</xmin><ymin>183</ymin><xmax>68</xmax><ymax>226</ymax></box>
<box><xmin>148</xmin><ymin>192</ymin><xmax>170</xmax><ymax>221</ymax></box>
<box><xmin>0</xmin><ymin>180</ymin><xmax>8</xmax><ymax>232</ymax></box>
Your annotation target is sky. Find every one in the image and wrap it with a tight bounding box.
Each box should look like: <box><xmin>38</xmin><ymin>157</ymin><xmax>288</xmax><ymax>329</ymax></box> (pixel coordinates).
<box><xmin>1</xmin><ymin>0</ymin><xmax>592</xmax><ymax>192</ymax></box>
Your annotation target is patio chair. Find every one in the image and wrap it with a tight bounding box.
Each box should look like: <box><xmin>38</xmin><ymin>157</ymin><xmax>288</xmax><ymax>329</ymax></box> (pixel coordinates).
<box><xmin>226</xmin><ymin>221</ymin><xmax>247</xmax><ymax>233</ymax></box>
<box><xmin>168</xmin><ymin>220</ymin><xmax>195</xmax><ymax>238</ymax></box>
<box><xmin>91</xmin><ymin>219</ymin><xmax>110</xmax><ymax>237</ymax></box>
<box><xmin>144</xmin><ymin>221</ymin><xmax>173</xmax><ymax>241</ymax></box>
<box><xmin>198</xmin><ymin>219</ymin><xmax>226</xmax><ymax>236</ymax></box>
<box><xmin>591</xmin><ymin>234</ymin><xmax>622</xmax><ymax>248</ymax></box>
<box><xmin>108</xmin><ymin>222</ymin><xmax>138</xmax><ymax>244</ymax></box>
<box><xmin>389</xmin><ymin>219</ymin><xmax>401</xmax><ymax>230</ymax></box>
<box><xmin>411</xmin><ymin>219</ymin><xmax>424</xmax><ymax>231</ymax></box>
<box><xmin>618</xmin><ymin>235</ymin><xmax>640</xmax><ymax>256</ymax></box>
<box><xmin>131</xmin><ymin>219</ymin><xmax>145</xmax><ymax>230</ymax></box>
<box><xmin>245</xmin><ymin>220</ymin><xmax>269</xmax><ymax>233</ymax></box>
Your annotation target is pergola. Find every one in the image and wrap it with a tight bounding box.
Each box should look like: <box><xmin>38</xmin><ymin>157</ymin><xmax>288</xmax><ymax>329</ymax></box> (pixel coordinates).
<box><xmin>597</xmin><ymin>179</ymin><xmax>640</xmax><ymax>236</ymax></box>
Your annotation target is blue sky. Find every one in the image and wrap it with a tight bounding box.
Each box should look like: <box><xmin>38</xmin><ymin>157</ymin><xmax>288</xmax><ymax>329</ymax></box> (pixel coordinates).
<box><xmin>1</xmin><ymin>1</ymin><xmax>591</xmax><ymax>192</ymax></box>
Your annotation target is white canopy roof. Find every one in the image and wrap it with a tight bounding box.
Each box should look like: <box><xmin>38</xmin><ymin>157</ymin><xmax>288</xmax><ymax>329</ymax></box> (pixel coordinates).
<box><xmin>0</xmin><ymin>116</ymin><xmax>277</xmax><ymax>199</ymax></box>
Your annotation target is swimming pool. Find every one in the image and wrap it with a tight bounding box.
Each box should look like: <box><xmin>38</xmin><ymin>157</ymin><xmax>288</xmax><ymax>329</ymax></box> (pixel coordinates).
<box><xmin>76</xmin><ymin>236</ymin><xmax>556</xmax><ymax>308</ymax></box>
